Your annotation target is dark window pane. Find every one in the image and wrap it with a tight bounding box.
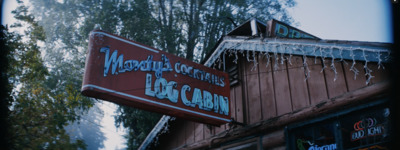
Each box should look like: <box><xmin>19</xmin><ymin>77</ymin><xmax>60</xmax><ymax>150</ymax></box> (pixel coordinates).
<box><xmin>293</xmin><ymin>123</ymin><xmax>337</xmax><ymax>150</ymax></box>
<box><xmin>340</xmin><ymin>108</ymin><xmax>391</xmax><ymax>149</ymax></box>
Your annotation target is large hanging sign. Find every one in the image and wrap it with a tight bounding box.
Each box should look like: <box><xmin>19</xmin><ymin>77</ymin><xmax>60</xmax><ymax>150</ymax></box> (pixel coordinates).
<box><xmin>82</xmin><ymin>30</ymin><xmax>231</xmax><ymax>125</ymax></box>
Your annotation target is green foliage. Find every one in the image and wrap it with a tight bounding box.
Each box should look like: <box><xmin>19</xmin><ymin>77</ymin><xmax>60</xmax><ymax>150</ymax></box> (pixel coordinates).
<box><xmin>0</xmin><ymin>25</ymin><xmax>14</xmax><ymax>150</ymax></box>
<box><xmin>2</xmin><ymin>1</ymin><xmax>95</xmax><ymax>149</ymax></box>
<box><xmin>4</xmin><ymin>27</ymin><xmax>89</xmax><ymax>149</ymax></box>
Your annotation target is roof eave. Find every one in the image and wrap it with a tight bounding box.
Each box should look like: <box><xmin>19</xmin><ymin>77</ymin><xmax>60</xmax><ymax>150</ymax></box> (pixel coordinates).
<box><xmin>204</xmin><ymin>36</ymin><xmax>391</xmax><ymax>68</ymax></box>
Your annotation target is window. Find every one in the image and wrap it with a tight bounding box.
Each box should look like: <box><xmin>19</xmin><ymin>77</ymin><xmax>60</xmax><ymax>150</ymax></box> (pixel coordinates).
<box><xmin>286</xmin><ymin>100</ymin><xmax>391</xmax><ymax>150</ymax></box>
<box><xmin>293</xmin><ymin>122</ymin><xmax>338</xmax><ymax>150</ymax></box>
<box><xmin>340</xmin><ymin>107</ymin><xmax>391</xmax><ymax>149</ymax></box>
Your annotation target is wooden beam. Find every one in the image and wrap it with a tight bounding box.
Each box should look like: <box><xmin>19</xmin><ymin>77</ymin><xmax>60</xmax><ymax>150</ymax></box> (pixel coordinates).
<box><xmin>261</xmin><ymin>129</ymin><xmax>285</xmax><ymax>148</ymax></box>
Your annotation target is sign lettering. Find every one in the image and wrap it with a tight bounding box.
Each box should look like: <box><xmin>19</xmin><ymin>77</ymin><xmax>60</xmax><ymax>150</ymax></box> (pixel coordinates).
<box><xmin>82</xmin><ymin>30</ymin><xmax>231</xmax><ymax>125</ymax></box>
<box><xmin>297</xmin><ymin>139</ymin><xmax>337</xmax><ymax>150</ymax></box>
<box><xmin>350</xmin><ymin>117</ymin><xmax>384</xmax><ymax>141</ymax></box>
<box><xmin>275</xmin><ymin>23</ymin><xmax>317</xmax><ymax>39</ymax></box>
<box><xmin>267</xmin><ymin>19</ymin><xmax>320</xmax><ymax>40</ymax></box>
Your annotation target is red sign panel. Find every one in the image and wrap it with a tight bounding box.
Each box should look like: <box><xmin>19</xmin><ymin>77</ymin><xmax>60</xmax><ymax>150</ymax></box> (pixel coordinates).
<box><xmin>82</xmin><ymin>30</ymin><xmax>231</xmax><ymax>125</ymax></box>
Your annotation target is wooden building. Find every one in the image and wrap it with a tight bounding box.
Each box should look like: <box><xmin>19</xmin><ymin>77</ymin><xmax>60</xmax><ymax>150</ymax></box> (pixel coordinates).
<box><xmin>139</xmin><ymin>19</ymin><xmax>392</xmax><ymax>150</ymax></box>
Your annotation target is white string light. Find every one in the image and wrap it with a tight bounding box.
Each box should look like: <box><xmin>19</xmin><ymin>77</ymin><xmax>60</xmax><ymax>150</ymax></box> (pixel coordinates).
<box><xmin>280</xmin><ymin>44</ymin><xmax>285</xmax><ymax>65</ymax></box>
<box><xmin>329</xmin><ymin>47</ymin><xmax>338</xmax><ymax>81</ymax></box>
<box><xmin>263</xmin><ymin>44</ymin><xmax>271</xmax><ymax>69</ymax></box>
<box><xmin>251</xmin><ymin>50</ymin><xmax>258</xmax><ymax>71</ymax></box>
<box><xmin>349</xmin><ymin>49</ymin><xmax>359</xmax><ymax>80</ymax></box>
<box><xmin>377</xmin><ymin>51</ymin><xmax>384</xmax><ymax>69</ymax></box>
<box><xmin>301</xmin><ymin>47</ymin><xmax>311</xmax><ymax>81</ymax></box>
<box><xmin>273</xmin><ymin>45</ymin><xmax>279</xmax><ymax>70</ymax></box>
<box><xmin>210</xmin><ymin>41</ymin><xmax>389</xmax><ymax>83</ymax></box>
<box><xmin>363</xmin><ymin>50</ymin><xmax>374</xmax><ymax>85</ymax></box>
<box><xmin>288</xmin><ymin>46</ymin><xmax>293</xmax><ymax>65</ymax></box>
<box><xmin>320</xmin><ymin>47</ymin><xmax>327</xmax><ymax>73</ymax></box>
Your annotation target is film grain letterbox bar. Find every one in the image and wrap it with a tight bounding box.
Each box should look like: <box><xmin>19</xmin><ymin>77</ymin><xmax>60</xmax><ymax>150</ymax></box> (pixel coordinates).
<box><xmin>81</xmin><ymin>30</ymin><xmax>231</xmax><ymax>125</ymax></box>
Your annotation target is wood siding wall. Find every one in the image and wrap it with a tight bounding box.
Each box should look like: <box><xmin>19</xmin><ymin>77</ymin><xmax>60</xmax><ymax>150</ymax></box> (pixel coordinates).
<box><xmin>154</xmin><ymin>54</ymin><xmax>388</xmax><ymax>149</ymax></box>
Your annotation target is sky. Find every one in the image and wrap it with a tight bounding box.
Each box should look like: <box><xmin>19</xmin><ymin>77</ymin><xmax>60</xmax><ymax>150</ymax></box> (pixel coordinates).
<box><xmin>287</xmin><ymin>0</ymin><xmax>392</xmax><ymax>43</ymax></box>
<box><xmin>1</xmin><ymin>0</ymin><xmax>393</xmax><ymax>149</ymax></box>
<box><xmin>98</xmin><ymin>101</ymin><xmax>127</xmax><ymax>150</ymax></box>
<box><xmin>2</xmin><ymin>0</ymin><xmax>17</xmax><ymax>28</ymax></box>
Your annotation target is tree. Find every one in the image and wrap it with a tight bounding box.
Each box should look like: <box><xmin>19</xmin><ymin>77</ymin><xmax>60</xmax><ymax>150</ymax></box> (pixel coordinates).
<box><xmin>3</xmin><ymin>2</ymin><xmax>96</xmax><ymax>149</ymax></box>
<box><xmin>151</xmin><ymin>0</ymin><xmax>296</xmax><ymax>61</ymax></box>
<box><xmin>0</xmin><ymin>25</ymin><xmax>14</xmax><ymax>150</ymax></box>
<box><xmin>3</xmin><ymin>24</ymin><xmax>87</xmax><ymax>149</ymax></box>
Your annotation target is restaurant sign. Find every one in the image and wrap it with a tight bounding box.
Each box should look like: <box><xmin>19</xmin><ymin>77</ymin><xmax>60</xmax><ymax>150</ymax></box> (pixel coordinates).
<box><xmin>81</xmin><ymin>30</ymin><xmax>231</xmax><ymax>125</ymax></box>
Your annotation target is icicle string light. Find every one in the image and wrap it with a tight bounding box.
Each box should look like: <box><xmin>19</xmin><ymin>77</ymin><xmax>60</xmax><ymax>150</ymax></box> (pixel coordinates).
<box><xmin>265</xmin><ymin>52</ymin><xmax>271</xmax><ymax>69</ymax></box>
<box><xmin>329</xmin><ymin>47</ymin><xmax>338</xmax><ymax>81</ymax></box>
<box><xmin>349</xmin><ymin>49</ymin><xmax>359</xmax><ymax>80</ymax></box>
<box><xmin>313</xmin><ymin>47</ymin><xmax>318</xmax><ymax>64</ymax></box>
<box><xmin>233</xmin><ymin>50</ymin><xmax>238</xmax><ymax>64</ymax></box>
<box><xmin>263</xmin><ymin>44</ymin><xmax>271</xmax><ymax>69</ymax></box>
<box><xmin>207</xmin><ymin>40</ymin><xmax>390</xmax><ymax>83</ymax></box>
<box><xmin>273</xmin><ymin>45</ymin><xmax>279</xmax><ymax>70</ymax></box>
<box><xmin>280</xmin><ymin>44</ymin><xmax>285</xmax><ymax>65</ymax></box>
<box><xmin>320</xmin><ymin>47</ymin><xmax>327</xmax><ymax>73</ymax></box>
<box><xmin>288</xmin><ymin>46</ymin><xmax>293</xmax><ymax>65</ymax></box>
<box><xmin>227</xmin><ymin>49</ymin><xmax>233</xmax><ymax>58</ymax></box>
<box><xmin>377</xmin><ymin>51</ymin><xmax>384</xmax><ymax>69</ymax></box>
<box><xmin>363</xmin><ymin>50</ymin><xmax>374</xmax><ymax>85</ymax></box>
<box><xmin>339</xmin><ymin>48</ymin><xmax>344</xmax><ymax>61</ymax></box>
<box><xmin>251</xmin><ymin>50</ymin><xmax>258</xmax><ymax>71</ymax></box>
<box><xmin>228</xmin><ymin>43</ymin><xmax>242</xmax><ymax>64</ymax></box>
<box><xmin>301</xmin><ymin>48</ymin><xmax>311</xmax><ymax>81</ymax></box>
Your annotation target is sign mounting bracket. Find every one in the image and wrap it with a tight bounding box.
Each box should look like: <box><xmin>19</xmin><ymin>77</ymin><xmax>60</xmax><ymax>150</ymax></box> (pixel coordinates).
<box><xmin>230</xmin><ymin>118</ymin><xmax>246</xmax><ymax>126</ymax></box>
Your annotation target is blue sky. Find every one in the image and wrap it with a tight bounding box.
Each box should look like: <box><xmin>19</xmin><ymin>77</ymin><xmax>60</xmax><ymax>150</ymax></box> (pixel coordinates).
<box><xmin>2</xmin><ymin>0</ymin><xmax>17</xmax><ymax>27</ymax></box>
<box><xmin>288</xmin><ymin>0</ymin><xmax>392</xmax><ymax>43</ymax></box>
